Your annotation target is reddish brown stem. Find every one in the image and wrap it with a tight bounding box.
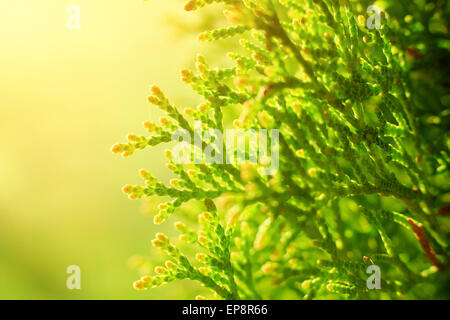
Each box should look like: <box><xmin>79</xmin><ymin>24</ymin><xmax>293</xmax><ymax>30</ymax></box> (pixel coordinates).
<box><xmin>437</xmin><ymin>204</ymin><xmax>450</xmax><ymax>216</ymax></box>
<box><xmin>407</xmin><ymin>219</ymin><xmax>440</xmax><ymax>269</ymax></box>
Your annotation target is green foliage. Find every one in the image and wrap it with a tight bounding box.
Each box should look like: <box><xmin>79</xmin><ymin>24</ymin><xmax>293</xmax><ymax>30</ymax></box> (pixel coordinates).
<box><xmin>113</xmin><ymin>0</ymin><xmax>450</xmax><ymax>299</ymax></box>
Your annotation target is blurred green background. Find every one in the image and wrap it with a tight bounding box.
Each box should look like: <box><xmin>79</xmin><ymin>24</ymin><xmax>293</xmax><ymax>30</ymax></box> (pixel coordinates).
<box><xmin>0</xmin><ymin>0</ymin><xmax>217</xmax><ymax>299</ymax></box>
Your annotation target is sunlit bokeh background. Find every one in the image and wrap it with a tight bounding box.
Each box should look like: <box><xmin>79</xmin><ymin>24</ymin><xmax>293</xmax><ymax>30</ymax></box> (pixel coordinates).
<box><xmin>0</xmin><ymin>0</ymin><xmax>225</xmax><ymax>299</ymax></box>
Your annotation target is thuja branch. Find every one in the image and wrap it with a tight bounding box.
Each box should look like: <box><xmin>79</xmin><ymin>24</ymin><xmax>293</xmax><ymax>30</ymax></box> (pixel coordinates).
<box><xmin>113</xmin><ymin>0</ymin><xmax>450</xmax><ymax>300</ymax></box>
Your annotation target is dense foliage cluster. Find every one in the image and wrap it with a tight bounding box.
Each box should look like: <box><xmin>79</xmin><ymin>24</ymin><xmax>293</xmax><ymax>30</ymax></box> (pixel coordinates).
<box><xmin>113</xmin><ymin>0</ymin><xmax>450</xmax><ymax>299</ymax></box>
